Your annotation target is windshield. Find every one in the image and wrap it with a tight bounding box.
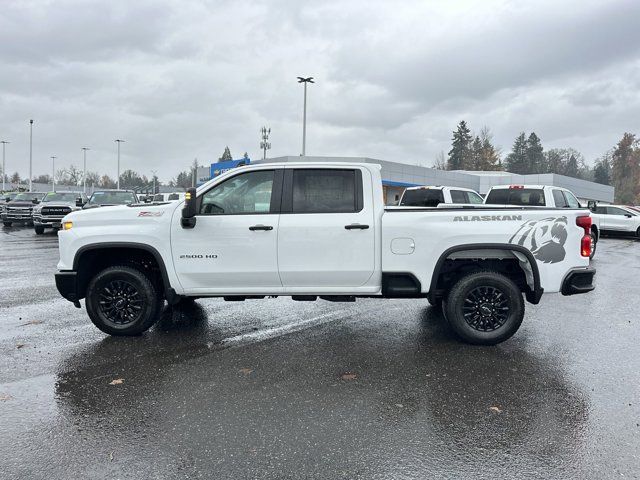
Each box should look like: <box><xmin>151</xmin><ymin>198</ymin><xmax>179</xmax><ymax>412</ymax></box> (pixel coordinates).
<box><xmin>400</xmin><ymin>189</ymin><xmax>444</xmax><ymax>207</ymax></box>
<box><xmin>87</xmin><ymin>191</ymin><xmax>136</xmax><ymax>205</ymax></box>
<box><xmin>485</xmin><ymin>188</ymin><xmax>546</xmax><ymax>206</ymax></box>
<box><xmin>43</xmin><ymin>192</ymin><xmax>78</xmax><ymax>202</ymax></box>
<box><xmin>13</xmin><ymin>193</ymin><xmax>43</xmax><ymax>201</ymax></box>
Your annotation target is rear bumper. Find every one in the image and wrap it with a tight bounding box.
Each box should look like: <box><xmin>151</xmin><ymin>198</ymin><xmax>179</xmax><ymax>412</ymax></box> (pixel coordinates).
<box><xmin>561</xmin><ymin>267</ymin><xmax>596</xmax><ymax>296</ymax></box>
<box><xmin>55</xmin><ymin>271</ymin><xmax>79</xmax><ymax>303</ymax></box>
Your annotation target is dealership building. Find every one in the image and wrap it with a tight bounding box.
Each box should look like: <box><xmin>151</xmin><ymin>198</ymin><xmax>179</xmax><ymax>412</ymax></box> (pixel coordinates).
<box><xmin>197</xmin><ymin>155</ymin><xmax>615</xmax><ymax>205</ymax></box>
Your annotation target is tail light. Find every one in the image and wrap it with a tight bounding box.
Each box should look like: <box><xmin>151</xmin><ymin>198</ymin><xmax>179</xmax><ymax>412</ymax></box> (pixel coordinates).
<box><xmin>509</xmin><ymin>185</ymin><xmax>525</xmax><ymax>189</ymax></box>
<box><xmin>576</xmin><ymin>215</ymin><xmax>592</xmax><ymax>257</ymax></box>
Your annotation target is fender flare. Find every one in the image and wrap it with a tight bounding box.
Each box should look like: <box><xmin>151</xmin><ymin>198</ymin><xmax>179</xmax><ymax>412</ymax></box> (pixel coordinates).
<box><xmin>428</xmin><ymin>243</ymin><xmax>543</xmax><ymax>304</ymax></box>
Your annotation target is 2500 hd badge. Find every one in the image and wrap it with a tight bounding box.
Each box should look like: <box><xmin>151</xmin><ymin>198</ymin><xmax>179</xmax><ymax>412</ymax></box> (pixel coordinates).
<box><xmin>179</xmin><ymin>254</ymin><xmax>218</xmax><ymax>259</ymax></box>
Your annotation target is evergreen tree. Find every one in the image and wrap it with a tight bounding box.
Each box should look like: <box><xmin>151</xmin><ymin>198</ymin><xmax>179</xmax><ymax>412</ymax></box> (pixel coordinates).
<box><xmin>611</xmin><ymin>133</ymin><xmax>640</xmax><ymax>204</ymax></box>
<box><xmin>243</xmin><ymin>152</ymin><xmax>250</xmax><ymax>160</ymax></box>
<box><xmin>470</xmin><ymin>136</ymin><xmax>483</xmax><ymax>170</ymax></box>
<box><xmin>10</xmin><ymin>172</ymin><xmax>20</xmax><ymax>183</ymax></box>
<box><xmin>564</xmin><ymin>154</ymin><xmax>579</xmax><ymax>178</ymax></box>
<box><xmin>545</xmin><ymin>149</ymin><xmax>564</xmax><ymax>174</ymax></box>
<box><xmin>593</xmin><ymin>152</ymin><xmax>612</xmax><ymax>185</ymax></box>
<box><xmin>219</xmin><ymin>146</ymin><xmax>233</xmax><ymax>161</ymax></box>
<box><xmin>505</xmin><ymin>133</ymin><xmax>528</xmax><ymax>174</ymax></box>
<box><xmin>447</xmin><ymin>121</ymin><xmax>472</xmax><ymax>170</ymax></box>
<box><xmin>525</xmin><ymin>132</ymin><xmax>545</xmax><ymax>173</ymax></box>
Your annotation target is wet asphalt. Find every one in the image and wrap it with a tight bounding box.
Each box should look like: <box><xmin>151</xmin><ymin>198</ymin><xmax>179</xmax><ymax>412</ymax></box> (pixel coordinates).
<box><xmin>0</xmin><ymin>226</ymin><xmax>639</xmax><ymax>479</ymax></box>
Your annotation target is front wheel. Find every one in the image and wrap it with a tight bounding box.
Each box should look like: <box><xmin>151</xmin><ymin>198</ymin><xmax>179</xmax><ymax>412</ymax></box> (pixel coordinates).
<box><xmin>34</xmin><ymin>226</ymin><xmax>45</xmax><ymax>235</ymax></box>
<box><xmin>444</xmin><ymin>271</ymin><xmax>524</xmax><ymax>345</ymax></box>
<box><xmin>85</xmin><ymin>265</ymin><xmax>164</xmax><ymax>336</ymax></box>
<box><xmin>3</xmin><ymin>221</ymin><xmax>11</xmax><ymax>227</ymax></box>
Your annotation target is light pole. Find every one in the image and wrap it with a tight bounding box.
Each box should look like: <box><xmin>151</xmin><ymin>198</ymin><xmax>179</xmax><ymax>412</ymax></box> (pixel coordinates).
<box><xmin>151</xmin><ymin>169</ymin><xmax>157</xmax><ymax>195</ymax></box>
<box><xmin>50</xmin><ymin>156</ymin><xmax>57</xmax><ymax>192</ymax></box>
<box><xmin>81</xmin><ymin>147</ymin><xmax>90</xmax><ymax>194</ymax></box>
<box><xmin>1</xmin><ymin>141</ymin><xmax>8</xmax><ymax>192</ymax></box>
<box><xmin>29</xmin><ymin>119</ymin><xmax>34</xmax><ymax>191</ymax></box>
<box><xmin>260</xmin><ymin>127</ymin><xmax>271</xmax><ymax>160</ymax></box>
<box><xmin>297</xmin><ymin>76</ymin><xmax>314</xmax><ymax>156</ymax></box>
<box><xmin>115</xmin><ymin>139</ymin><xmax>124</xmax><ymax>189</ymax></box>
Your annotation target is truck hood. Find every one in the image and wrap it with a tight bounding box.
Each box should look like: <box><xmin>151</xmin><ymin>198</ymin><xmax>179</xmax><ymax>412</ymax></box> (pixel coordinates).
<box><xmin>6</xmin><ymin>201</ymin><xmax>36</xmax><ymax>208</ymax></box>
<box><xmin>65</xmin><ymin>202</ymin><xmax>179</xmax><ymax>226</ymax></box>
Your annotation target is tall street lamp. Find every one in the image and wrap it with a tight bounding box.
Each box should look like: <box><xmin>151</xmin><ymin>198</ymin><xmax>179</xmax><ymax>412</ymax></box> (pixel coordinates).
<box><xmin>81</xmin><ymin>147</ymin><xmax>90</xmax><ymax>194</ymax></box>
<box><xmin>151</xmin><ymin>169</ymin><xmax>157</xmax><ymax>195</ymax></box>
<box><xmin>297</xmin><ymin>76</ymin><xmax>314</xmax><ymax>156</ymax></box>
<box><xmin>1</xmin><ymin>140</ymin><xmax>9</xmax><ymax>192</ymax></box>
<box><xmin>50</xmin><ymin>156</ymin><xmax>57</xmax><ymax>192</ymax></box>
<box><xmin>29</xmin><ymin>119</ymin><xmax>34</xmax><ymax>192</ymax></box>
<box><xmin>115</xmin><ymin>139</ymin><xmax>125</xmax><ymax>189</ymax></box>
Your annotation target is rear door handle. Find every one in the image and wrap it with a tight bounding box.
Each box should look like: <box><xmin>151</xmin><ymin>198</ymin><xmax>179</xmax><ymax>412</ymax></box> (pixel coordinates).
<box><xmin>345</xmin><ymin>224</ymin><xmax>369</xmax><ymax>230</ymax></box>
<box><xmin>249</xmin><ymin>225</ymin><xmax>273</xmax><ymax>231</ymax></box>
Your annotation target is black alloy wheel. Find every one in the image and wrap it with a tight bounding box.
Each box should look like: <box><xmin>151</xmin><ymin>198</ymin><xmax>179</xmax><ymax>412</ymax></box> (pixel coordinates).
<box><xmin>98</xmin><ymin>279</ymin><xmax>144</xmax><ymax>326</ymax></box>
<box><xmin>461</xmin><ymin>286</ymin><xmax>510</xmax><ymax>332</ymax></box>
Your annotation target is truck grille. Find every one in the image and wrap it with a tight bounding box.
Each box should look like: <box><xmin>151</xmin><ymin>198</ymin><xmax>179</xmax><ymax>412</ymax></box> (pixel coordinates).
<box><xmin>41</xmin><ymin>206</ymin><xmax>71</xmax><ymax>215</ymax></box>
<box><xmin>7</xmin><ymin>207</ymin><xmax>32</xmax><ymax>213</ymax></box>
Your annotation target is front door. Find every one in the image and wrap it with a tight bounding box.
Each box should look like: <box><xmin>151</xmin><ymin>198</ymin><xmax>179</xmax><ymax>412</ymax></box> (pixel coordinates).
<box><xmin>277</xmin><ymin>167</ymin><xmax>375</xmax><ymax>288</ymax></box>
<box><xmin>171</xmin><ymin>168</ymin><xmax>282</xmax><ymax>293</ymax></box>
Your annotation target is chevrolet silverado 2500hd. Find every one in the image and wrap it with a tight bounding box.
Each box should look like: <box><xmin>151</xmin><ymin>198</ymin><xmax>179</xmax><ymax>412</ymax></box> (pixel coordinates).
<box><xmin>55</xmin><ymin>162</ymin><xmax>595</xmax><ymax>345</ymax></box>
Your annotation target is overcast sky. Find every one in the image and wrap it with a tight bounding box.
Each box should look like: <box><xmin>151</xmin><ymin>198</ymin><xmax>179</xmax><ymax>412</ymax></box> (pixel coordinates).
<box><xmin>1</xmin><ymin>0</ymin><xmax>639</xmax><ymax>182</ymax></box>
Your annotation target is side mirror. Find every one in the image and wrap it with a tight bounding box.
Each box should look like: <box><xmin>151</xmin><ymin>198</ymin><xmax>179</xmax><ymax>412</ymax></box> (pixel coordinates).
<box><xmin>32</xmin><ymin>198</ymin><xmax>40</xmax><ymax>204</ymax></box>
<box><xmin>587</xmin><ymin>200</ymin><xmax>597</xmax><ymax>211</ymax></box>
<box><xmin>625</xmin><ymin>213</ymin><xmax>633</xmax><ymax>218</ymax></box>
<box><xmin>76</xmin><ymin>197</ymin><xmax>85</xmax><ymax>207</ymax></box>
<box><xmin>181</xmin><ymin>187</ymin><xmax>197</xmax><ymax>228</ymax></box>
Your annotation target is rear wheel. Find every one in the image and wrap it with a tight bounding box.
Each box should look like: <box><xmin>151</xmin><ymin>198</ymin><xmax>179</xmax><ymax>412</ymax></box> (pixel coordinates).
<box><xmin>636</xmin><ymin>227</ymin><xmax>640</xmax><ymax>238</ymax></box>
<box><xmin>34</xmin><ymin>226</ymin><xmax>45</xmax><ymax>234</ymax></box>
<box><xmin>85</xmin><ymin>265</ymin><xmax>164</xmax><ymax>336</ymax></box>
<box><xmin>3</xmin><ymin>221</ymin><xmax>11</xmax><ymax>227</ymax></box>
<box><xmin>444</xmin><ymin>271</ymin><xmax>524</xmax><ymax>345</ymax></box>
<box><xmin>589</xmin><ymin>233</ymin><xmax>597</xmax><ymax>259</ymax></box>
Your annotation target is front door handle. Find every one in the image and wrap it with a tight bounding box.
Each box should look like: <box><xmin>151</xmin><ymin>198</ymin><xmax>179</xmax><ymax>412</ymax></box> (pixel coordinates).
<box><xmin>345</xmin><ymin>224</ymin><xmax>369</xmax><ymax>230</ymax></box>
<box><xmin>249</xmin><ymin>225</ymin><xmax>273</xmax><ymax>231</ymax></box>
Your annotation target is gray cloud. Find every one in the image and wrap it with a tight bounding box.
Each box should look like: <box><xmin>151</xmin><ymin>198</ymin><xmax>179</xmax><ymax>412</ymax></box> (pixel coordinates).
<box><xmin>0</xmin><ymin>0</ymin><xmax>639</xmax><ymax>182</ymax></box>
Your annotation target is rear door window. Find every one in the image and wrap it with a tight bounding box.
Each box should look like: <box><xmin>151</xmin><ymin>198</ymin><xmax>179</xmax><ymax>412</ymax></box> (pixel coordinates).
<box><xmin>400</xmin><ymin>189</ymin><xmax>445</xmax><ymax>207</ymax></box>
<box><xmin>450</xmin><ymin>190</ymin><xmax>467</xmax><ymax>203</ymax></box>
<box><xmin>552</xmin><ymin>189</ymin><xmax>568</xmax><ymax>208</ymax></box>
<box><xmin>291</xmin><ymin>169</ymin><xmax>358</xmax><ymax>213</ymax></box>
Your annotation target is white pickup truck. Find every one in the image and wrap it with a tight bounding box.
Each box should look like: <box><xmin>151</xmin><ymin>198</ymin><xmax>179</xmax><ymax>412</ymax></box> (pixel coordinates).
<box><xmin>485</xmin><ymin>184</ymin><xmax>600</xmax><ymax>259</ymax></box>
<box><xmin>55</xmin><ymin>162</ymin><xmax>595</xmax><ymax>345</ymax></box>
<box><xmin>399</xmin><ymin>186</ymin><xmax>484</xmax><ymax>207</ymax></box>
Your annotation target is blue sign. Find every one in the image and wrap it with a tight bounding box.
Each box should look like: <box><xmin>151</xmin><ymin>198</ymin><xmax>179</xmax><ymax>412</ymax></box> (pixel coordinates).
<box><xmin>210</xmin><ymin>158</ymin><xmax>250</xmax><ymax>178</ymax></box>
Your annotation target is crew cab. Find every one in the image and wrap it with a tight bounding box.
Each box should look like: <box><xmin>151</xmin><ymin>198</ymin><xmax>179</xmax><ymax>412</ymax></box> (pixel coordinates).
<box><xmin>33</xmin><ymin>191</ymin><xmax>88</xmax><ymax>234</ymax></box>
<box><xmin>55</xmin><ymin>162</ymin><xmax>595</xmax><ymax>345</ymax></box>
<box><xmin>399</xmin><ymin>186</ymin><xmax>484</xmax><ymax>207</ymax></box>
<box><xmin>591</xmin><ymin>205</ymin><xmax>640</xmax><ymax>237</ymax></box>
<box><xmin>2</xmin><ymin>192</ymin><xmax>46</xmax><ymax>226</ymax></box>
<box><xmin>485</xmin><ymin>184</ymin><xmax>599</xmax><ymax>259</ymax></box>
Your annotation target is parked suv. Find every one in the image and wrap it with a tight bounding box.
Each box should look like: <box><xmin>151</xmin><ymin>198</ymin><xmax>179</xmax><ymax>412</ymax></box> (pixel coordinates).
<box><xmin>591</xmin><ymin>205</ymin><xmax>640</xmax><ymax>237</ymax></box>
<box><xmin>2</xmin><ymin>192</ymin><xmax>46</xmax><ymax>226</ymax></box>
<box><xmin>82</xmin><ymin>190</ymin><xmax>139</xmax><ymax>209</ymax></box>
<box><xmin>33</xmin><ymin>191</ymin><xmax>87</xmax><ymax>234</ymax></box>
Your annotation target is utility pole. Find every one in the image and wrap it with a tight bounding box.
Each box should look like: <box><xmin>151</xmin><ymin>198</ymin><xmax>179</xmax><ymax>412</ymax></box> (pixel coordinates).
<box><xmin>81</xmin><ymin>147</ymin><xmax>90</xmax><ymax>194</ymax></box>
<box><xmin>115</xmin><ymin>139</ymin><xmax>125</xmax><ymax>189</ymax></box>
<box><xmin>29</xmin><ymin>119</ymin><xmax>34</xmax><ymax>191</ymax></box>
<box><xmin>260</xmin><ymin>127</ymin><xmax>271</xmax><ymax>160</ymax></box>
<box><xmin>51</xmin><ymin>156</ymin><xmax>57</xmax><ymax>192</ymax></box>
<box><xmin>192</xmin><ymin>158</ymin><xmax>199</xmax><ymax>187</ymax></box>
<box><xmin>297</xmin><ymin>77</ymin><xmax>314</xmax><ymax>156</ymax></box>
<box><xmin>151</xmin><ymin>169</ymin><xmax>157</xmax><ymax>194</ymax></box>
<box><xmin>1</xmin><ymin>141</ymin><xmax>8</xmax><ymax>192</ymax></box>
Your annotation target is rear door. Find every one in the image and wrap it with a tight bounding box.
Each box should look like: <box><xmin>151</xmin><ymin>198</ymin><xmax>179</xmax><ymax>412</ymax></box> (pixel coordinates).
<box><xmin>277</xmin><ymin>167</ymin><xmax>375</xmax><ymax>288</ymax></box>
<box><xmin>605</xmin><ymin>206</ymin><xmax>634</xmax><ymax>231</ymax></box>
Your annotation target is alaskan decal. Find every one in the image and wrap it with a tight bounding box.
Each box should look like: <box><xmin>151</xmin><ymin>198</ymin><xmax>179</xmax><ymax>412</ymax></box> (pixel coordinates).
<box><xmin>454</xmin><ymin>215</ymin><xmax>523</xmax><ymax>222</ymax></box>
<box><xmin>509</xmin><ymin>216</ymin><xmax>568</xmax><ymax>264</ymax></box>
<box><xmin>138</xmin><ymin>211</ymin><xmax>164</xmax><ymax>217</ymax></box>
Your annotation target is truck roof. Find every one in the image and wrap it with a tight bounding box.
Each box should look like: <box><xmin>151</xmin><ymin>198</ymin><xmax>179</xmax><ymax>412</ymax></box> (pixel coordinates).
<box><xmin>404</xmin><ymin>185</ymin><xmax>478</xmax><ymax>192</ymax></box>
<box><xmin>488</xmin><ymin>184</ymin><xmax>562</xmax><ymax>190</ymax></box>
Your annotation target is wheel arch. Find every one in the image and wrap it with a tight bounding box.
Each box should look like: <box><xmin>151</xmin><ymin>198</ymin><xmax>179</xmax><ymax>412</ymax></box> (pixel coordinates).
<box><xmin>73</xmin><ymin>242</ymin><xmax>175</xmax><ymax>302</ymax></box>
<box><xmin>428</xmin><ymin>243</ymin><xmax>543</xmax><ymax>304</ymax></box>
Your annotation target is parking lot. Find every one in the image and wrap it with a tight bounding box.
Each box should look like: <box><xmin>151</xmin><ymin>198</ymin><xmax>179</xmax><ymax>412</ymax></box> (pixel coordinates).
<box><xmin>0</xmin><ymin>226</ymin><xmax>639</xmax><ymax>479</ymax></box>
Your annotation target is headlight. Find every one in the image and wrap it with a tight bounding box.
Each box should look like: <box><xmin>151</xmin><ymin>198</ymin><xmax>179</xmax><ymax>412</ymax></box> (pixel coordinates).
<box><xmin>62</xmin><ymin>221</ymin><xmax>73</xmax><ymax>230</ymax></box>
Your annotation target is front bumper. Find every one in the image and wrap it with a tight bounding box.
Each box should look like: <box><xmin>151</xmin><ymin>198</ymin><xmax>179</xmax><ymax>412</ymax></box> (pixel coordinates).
<box><xmin>561</xmin><ymin>267</ymin><xmax>596</xmax><ymax>296</ymax></box>
<box><xmin>33</xmin><ymin>215</ymin><xmax>65</xmax><ymax>227</ymax></box>
<box><xmin>55</xmin><ymin>271</ymin><xmax>80</xmax><ymax>304</ymax></box>
<box><xmin>2</xmin><ymin>211</ymin><xmax>33</xmax><ymax>221</ymax></box>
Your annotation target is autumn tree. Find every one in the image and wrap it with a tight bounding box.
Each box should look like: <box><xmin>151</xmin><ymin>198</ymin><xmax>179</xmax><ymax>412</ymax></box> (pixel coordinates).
<box><xmin>611</xmin><ymin>133</ymin><xmax>640</xmax><ymax>204</ymax></box>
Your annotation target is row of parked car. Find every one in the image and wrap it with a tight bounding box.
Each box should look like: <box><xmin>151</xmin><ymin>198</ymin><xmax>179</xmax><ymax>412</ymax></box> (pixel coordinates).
<box><xmin>398</xmin><ymin>184</ymin><xmax>640</xmax><ymax>259</ymax></box>
<box><xmin>1</xmin><ymin>189</ymin><xmax>186</xmax><ymax>234</ymax></box>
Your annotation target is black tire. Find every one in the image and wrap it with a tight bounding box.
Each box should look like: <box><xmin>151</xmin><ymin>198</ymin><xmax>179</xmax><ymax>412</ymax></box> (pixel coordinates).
<box><xmin>444</xmin><ymin>271</ymin><xmax>524</xmax><ymax>345</ymax></box>
<box><xmin>85</xmin><ymin>265</ymin><xmax>164</xmax><ymax>336</ymax></box>
<box><xmin>3</xmin><ymin>221</ymin><xmax>11</xmax><ymax>227</ymax></box>
<box><xmin>34</xmin><ymin>226</ymin><xmax>45</xmax><ymax>235</ymax></box>
<box><xmin>636</xmin><ymin>227</ymin><xmax>640</xmax><ymax>238</ymax></box>
<box><xmin>589</xmin><ymin>233</ymin><xmax>597</xmax><ymax>259</ymax></box>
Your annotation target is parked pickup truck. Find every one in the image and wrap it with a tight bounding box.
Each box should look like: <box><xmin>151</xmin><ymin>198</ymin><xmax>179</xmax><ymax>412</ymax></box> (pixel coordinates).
<box><xmin>484</xmin><ymin>184</ymin><xmax>599</xmax><ymax>259</ymax></box>
<box><xmin>55</xmin><ymin>162</ymin><xmax>595</xmax><ymax>345</ymax></box>
<box><xmin>399</xmin><ymin>186</ymin><xmax>484</xmax><ymax>207</ymax></box>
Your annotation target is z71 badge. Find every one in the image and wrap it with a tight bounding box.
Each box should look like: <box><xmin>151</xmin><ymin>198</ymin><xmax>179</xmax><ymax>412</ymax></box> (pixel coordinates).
<box><xmin>138</xmin><ymin>211</ymin><xmax>164</xmax><ymax>217</ymax></box>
